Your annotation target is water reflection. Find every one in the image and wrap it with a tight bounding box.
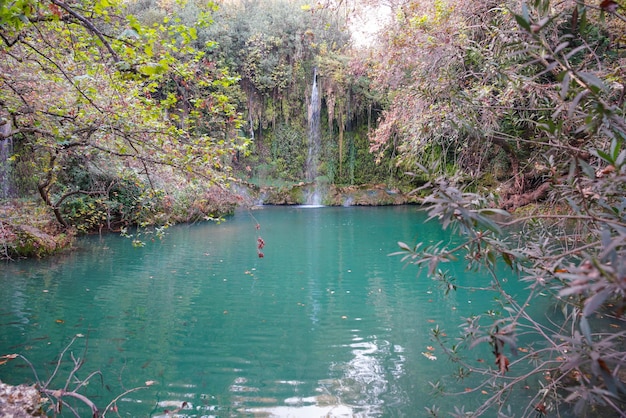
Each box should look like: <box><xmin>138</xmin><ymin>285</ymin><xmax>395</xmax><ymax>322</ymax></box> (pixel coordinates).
<box><xmin>0</xmin><ymin>206</ymin><xmax>525</xmax><ymax>417</ymax></box>
<box><xmin>241</xmin><ymin>336</ymin><xmax>405</xmax><ymax>417</ymax></box>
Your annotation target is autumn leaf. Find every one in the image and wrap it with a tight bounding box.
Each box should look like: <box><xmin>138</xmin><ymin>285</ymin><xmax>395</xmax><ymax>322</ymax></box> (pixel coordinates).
<box><xmin>600</xmin><ymin>0</ymin><xmax>619</xmax><ymax>12</ymax></box>
<box><xmin>0</xmin><ymin>354</ymin><xmax>19</xmax><ymax>365</ymax></box>
<box><xmin>495</xmin><ymin>353</ymin><xmax>509</xmax><ymax>374</ymax></box>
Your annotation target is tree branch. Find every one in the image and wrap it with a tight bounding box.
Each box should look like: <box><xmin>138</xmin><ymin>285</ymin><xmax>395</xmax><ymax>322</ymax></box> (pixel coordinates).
<box><xmin>49</xmin><ymin>0</ymin><xmax>120</xmax><ymax>63</ymax></box>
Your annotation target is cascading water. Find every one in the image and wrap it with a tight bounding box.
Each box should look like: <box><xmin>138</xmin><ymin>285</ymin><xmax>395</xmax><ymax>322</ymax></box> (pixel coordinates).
<box><xmin>305</xmin><ymin>68</ymin><xmax>322</xmax><ymax>205</ymax></box>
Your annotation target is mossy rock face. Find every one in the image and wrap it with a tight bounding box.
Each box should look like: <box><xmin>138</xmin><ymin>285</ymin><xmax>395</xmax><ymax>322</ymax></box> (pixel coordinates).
<box><xmin>2</xmin><ymin>224</ymin><xmax>74</xmax><ymax>259</ymax></box>
<box><xmin>260</xmin><ymin>184</ymin><xmax>306</xmax><ymax>205</ymax></box>
<box><xmin>255</xmin><ymin>183</ymin><xmax>417</xmax><ymax>206</ymax></box>
<box><xmin>326</xmin><ymin>184</ymin><xmax>416</xmax><ymax>206</ymax></box>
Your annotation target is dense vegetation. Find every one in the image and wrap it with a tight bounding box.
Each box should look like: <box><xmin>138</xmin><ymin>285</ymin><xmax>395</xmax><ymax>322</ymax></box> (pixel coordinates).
<box><xmin>1</xmin><ymin>0</ymin><xmax>626</xmax><ymax>415</ymax></box>
<box><xmin>382</xmin><ymin>0</ymin><xmax>626</xmax><ymax>416</ymax></box>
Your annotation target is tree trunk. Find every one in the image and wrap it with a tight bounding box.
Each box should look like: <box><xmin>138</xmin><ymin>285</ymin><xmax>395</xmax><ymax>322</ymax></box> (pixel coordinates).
<box><xmin>500</xmin><ymin>182</ymin><xmax>551</xmax><ymax>210</ymax></box>
<box><xmin>37</xmin><ymin>153</ymin><xmax>69</xmax><ymax>228</ymax></box>
<box><xmin>488</xmin><ymin>135</ymin><xmax>523</xmax><ymax>193</ymax></box>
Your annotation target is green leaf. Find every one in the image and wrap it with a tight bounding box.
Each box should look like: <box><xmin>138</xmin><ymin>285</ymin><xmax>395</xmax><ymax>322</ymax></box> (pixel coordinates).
<box><xmin>568</xmin><ymin>90</ymin><xmax>588</xmax><ymax>119</ymax></box>
<box><xmin>610</xmin><ymin>137</ymin><xmax>621</xmax><ymax>162</ymax></box>
<box><xmin>553</xmin><ymin>41</ymin><xmax>570</xmax><ymax>55</ymax></box>
<box><xmin>564</xmin><ymin>45</ymin><xmax>586</xmax><ymax>60</ymax></box>
<box><xmin>578</xmin><ymin>71</ymin><xmax>607</xmax><ymax>92</ymax></box>
<box><xmin>595</xmin><ymin>148</ymin><xmax>613</xmax><ymax>165</ymax></box>
<box><xmin>138</xmin><ymin>63</ymin><xmax>166</xmax><ymax>76</ymax></box>
<box><xmin>502</xmin><ymin>252</ymin><xmax>513</xmax><ymax>268</ymax></box>
<box><xmin>578</xmin><ymin>159</ymin><xmax>596</xmax><ymax>179</ymax></box>
<box><xmin>583</xmin><ymin>288</ymin><xmax>611</xmax><ymax>318</ymax></box>
<box><xmin>514</xmin><ymin>5</ymin><xmax>531</xmax><ymax>32</ymax></box>
<box><xmin>476</xmin><ymin>208</ymin><xmax>511</xmax><ymax>218</ymax></box>
<box><xmin>560</xmin><ymin>71</ymin><xmax>571</xmax><ymax>100</ymax></box>
<box><xmin>579</xmin><ymin>316</ymin><xmax>592</xmax><ymax>343</ymax></box>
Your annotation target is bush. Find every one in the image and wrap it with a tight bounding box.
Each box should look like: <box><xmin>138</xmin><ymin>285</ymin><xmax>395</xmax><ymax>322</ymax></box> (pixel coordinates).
<box><xmin>395</xmin><ymin>1</ymin><xmax>626</xmax><ymax>416</ymax></box>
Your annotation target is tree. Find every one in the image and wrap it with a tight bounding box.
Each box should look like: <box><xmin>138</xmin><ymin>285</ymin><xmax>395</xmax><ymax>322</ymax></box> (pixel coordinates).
<box><xmin>392</xmin><ymin>0</ymin><xmax>626</xmax><ymax>415</ymax></box>
<box><xmin>0</xmin><ymin>0</ymin><xmax>245</xmax><ymax>229</ymax></box>
<box><xmin>200</xmin><ymin>0</ymin><xmax>388</xmax><ymax>184</ymax></box>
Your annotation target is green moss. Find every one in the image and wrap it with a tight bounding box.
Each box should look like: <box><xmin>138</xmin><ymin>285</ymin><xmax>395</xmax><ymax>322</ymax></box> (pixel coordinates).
<box><xmin>10</xmin><ymin>225</ymin><xmax>74</xmax><ymax>258</ymax></box>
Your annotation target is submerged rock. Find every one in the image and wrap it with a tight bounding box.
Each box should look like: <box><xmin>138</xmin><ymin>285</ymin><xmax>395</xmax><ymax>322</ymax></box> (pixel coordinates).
<box><xmin>0</xmin><ymin>380</ymin><xmax>43</xmax><ymax>417</ymax></box>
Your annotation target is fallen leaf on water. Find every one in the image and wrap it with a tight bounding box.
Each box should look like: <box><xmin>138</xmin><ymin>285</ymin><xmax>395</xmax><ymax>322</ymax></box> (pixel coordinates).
<box><xmin>427</xmin><ymin>319</ymin><xmax>435</xmax><ymax>323</ymax></box>
<box><xmin>55</xmin><ymin>319</ymin><xmax>64</xmax><ymax>324</ymax></box>
<box><xmin>481</xmin><ymin>390</ymin><xmax>488</xmax><ymax>395</ymax></box>
<box><xmin>426</xmin><ymin>346</ymin><xmax>435</xmax><ymax>351</ymax></box>
<box><xmin>0</xmin><ymin>354</ymin><xmax>18</xmax><ymax>365</ymax></box>
<box><xmin>518</xmin><ymin>347</ymin><xmax>529</xmax><ymax>353</ymax></box>
<box><xmin>476</xmin><ymin>358</ymin><xmax>485</xmax><ymax>363</ymax></box>
<box><xmin>421</xmin><ymin>352</ymin><xmax>437</xmax><ymax>361</ymax></box>
<box><xmin>610</xmin><ymin>324</ymin><xmax>620</xmax><ymax>328</ymax></box>
<box><xmin>145</xmin><ymin>380</ymin><xmax>156</xmax><ymax>386</ymax></box>
<box><xmin>464</xmin><ymin>388</ymin><xmax>472</xmax><ymax>392</ymax></box>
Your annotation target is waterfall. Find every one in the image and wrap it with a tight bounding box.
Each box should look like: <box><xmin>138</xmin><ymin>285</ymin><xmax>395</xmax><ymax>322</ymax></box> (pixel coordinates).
<box><xmin>305</xmin><ymin>68</ymin><xmax>322</xmax><ymax>205</ymax></box>
<box><xmin>0</xmin><ymin>119</ymin><xmax>13</xmax><ymax>199</ymax></box>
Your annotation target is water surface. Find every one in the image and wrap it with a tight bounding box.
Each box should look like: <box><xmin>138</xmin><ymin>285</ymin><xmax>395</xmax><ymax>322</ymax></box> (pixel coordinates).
<box><xmin>1</xmin><ymin>206</ymin><xmax>530</xmax><ymax>416</ymax></box>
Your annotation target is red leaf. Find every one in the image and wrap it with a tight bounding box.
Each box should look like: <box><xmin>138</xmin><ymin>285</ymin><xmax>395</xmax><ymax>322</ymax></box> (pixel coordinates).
<box><xmin>258</xmin><ymin>251</ymin><xmax>264</xmax><ymax>258</ymax></box>
<box><xmin>600</xmin><ymin>0</ymin><xmax>619</xmax><ymax>12</ymax></box>
<box><xmin>49</xmin><ymin>3</ymin><xmax>63</xmax><ymax>17</ymax></box>
<box><xmin>495</xmin><ymin>353</ymin><xmax>510</xmax><ymax>374</ymax></box>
